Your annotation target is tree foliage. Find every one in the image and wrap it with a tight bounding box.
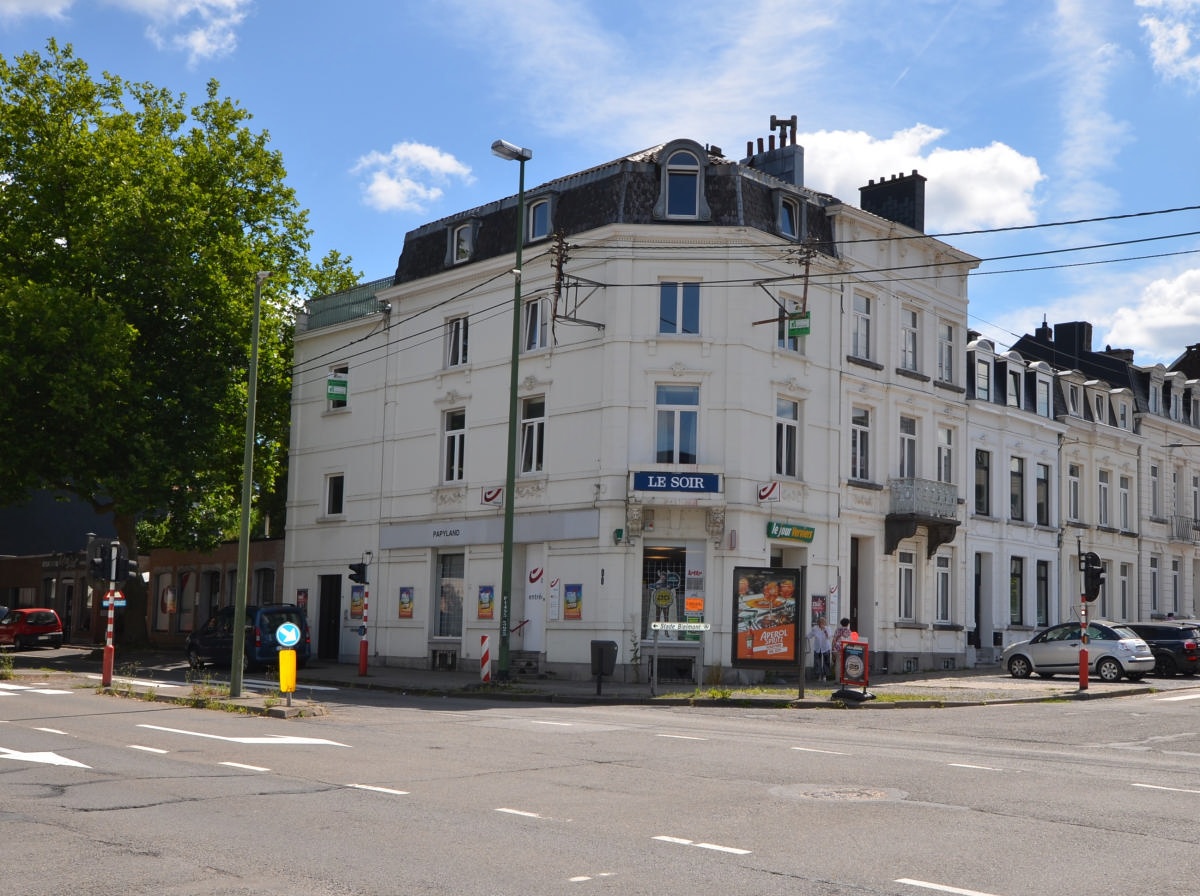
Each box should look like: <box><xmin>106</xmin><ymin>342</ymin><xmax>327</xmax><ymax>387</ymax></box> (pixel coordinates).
<box><xmin>0</xmin><ymin>40</ymin><xmax>359</xmax><ymax>643</ymax></box>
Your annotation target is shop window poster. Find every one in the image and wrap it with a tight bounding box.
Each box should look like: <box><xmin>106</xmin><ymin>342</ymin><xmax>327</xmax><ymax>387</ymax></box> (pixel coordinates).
<box><xmin>732</xmin><ymin>565</ymin><xmax>800</xmax><ymax>667</ymax></box>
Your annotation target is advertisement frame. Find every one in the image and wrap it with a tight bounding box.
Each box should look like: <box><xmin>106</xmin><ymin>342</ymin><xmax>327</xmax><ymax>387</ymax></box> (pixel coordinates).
<box><xmin>731</xmin><ymin>565</ymin><xmax>801</xmax><ymax>668</ymax></box>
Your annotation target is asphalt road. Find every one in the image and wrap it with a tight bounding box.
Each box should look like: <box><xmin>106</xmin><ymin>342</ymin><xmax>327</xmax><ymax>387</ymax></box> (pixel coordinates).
<box><xmin>3</xmin><ymin>668</ymin><xmax>1199</xmax><ymax>895</ymax></box>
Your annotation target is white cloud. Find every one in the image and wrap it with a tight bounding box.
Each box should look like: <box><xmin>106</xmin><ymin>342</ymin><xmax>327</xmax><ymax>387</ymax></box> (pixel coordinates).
<box><xmin>351</xmin><ymin>142</ymin><xmax>474</xmax><ymax>214</ymax></box>
<box><xmin>109</xmin><ymin>0</ymin><xmax>251</xmax><ymax>64</ymax></box>
<box><xmin>0</xmin><ymin>0</ymin><xmax>72</xmax><ymax>20</ymax></box>
<box><xmin>1105</xmin><ymin>267</ymin><xmax>1200</xmax><ymax>362</ymax></box>
<box><xmin>1138</xmin><ymin>0</ymin><xmax>1200</xmax><ymax>89</ymax></box>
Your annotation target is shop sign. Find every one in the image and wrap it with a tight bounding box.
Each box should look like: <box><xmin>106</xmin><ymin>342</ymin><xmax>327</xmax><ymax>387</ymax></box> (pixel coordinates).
<box><xmin>766</xmin><ymin>520</ymin><xmax>815</xmax><ymax>542</ymax></box>
<box><xmin>632</xmin><ymin>472</ymin><xmax>720</xmax><ymax>493</ymax></box>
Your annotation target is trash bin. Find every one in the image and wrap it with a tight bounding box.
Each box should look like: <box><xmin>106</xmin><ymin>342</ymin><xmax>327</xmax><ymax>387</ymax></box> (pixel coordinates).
<box><xmin>590</xmin><ymin>640</ymin><xmax>618</xmax><ymax>677</ymax></box>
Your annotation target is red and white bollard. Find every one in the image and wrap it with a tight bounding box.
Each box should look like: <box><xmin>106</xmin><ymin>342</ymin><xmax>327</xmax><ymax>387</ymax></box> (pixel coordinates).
<box><xmin>358</xmin><ymin>589</ymin><xmax>369</xmax><ymax>676</ymax></box>
<box><xmin>480</xmin><ymin>635</ymin><xmax>491</xmax><ymax>683</ymax></box>
<box><xmin>101</xmin><ymin>588</ymin><xmax>117</xmax><ymax>687</ymax></box>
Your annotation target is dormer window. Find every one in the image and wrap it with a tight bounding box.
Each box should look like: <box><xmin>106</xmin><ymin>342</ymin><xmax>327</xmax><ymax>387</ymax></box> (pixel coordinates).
<box><xmin>528</xmin><ymin>198</ymin><xmax>551</xmax><ymax>242</ymax></box>
<box><xmin>779</xmin><ymin>196</ymin><xmax>799</xmax><ymax>238</ymax></box>
<box><xmin>451</xmin><ymin>222</ymin><xmax>473</xmax><ymax>264</ymax></box>
<box><xmin>654</xmin><ymin>141</ymin><xmax>711</xmax><ymax>222</ymax></box>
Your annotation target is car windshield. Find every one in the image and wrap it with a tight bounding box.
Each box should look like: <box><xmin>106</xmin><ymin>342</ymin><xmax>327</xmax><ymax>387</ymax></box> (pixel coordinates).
<box><xmin>1108</xmin><ymin>625</ymin><xmax>1141</xmax><ymax>640</ymax></box>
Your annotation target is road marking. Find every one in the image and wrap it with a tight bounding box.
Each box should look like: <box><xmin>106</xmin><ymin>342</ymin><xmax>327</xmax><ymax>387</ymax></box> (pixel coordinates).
<box><xmin>0</xmin><ymin>745</ymin><xmax>90</xmax><ymax>768</ymax></box>
<box><xmin>137</xmin><ymin>724</ymin><xmax>349</xmax><ymax>747</ymax></box>
<box><xmin>348</xmin><ymin>784</ymin><xmax>409</xmax><ymax>795</ymax></box>
<box><xmin>652</xmin><ymin>836</ymin><xmax>751</xmax><ymax>855</ymax></box>
<box><xmin>792</xmin><ymin>746</ymin><xmax>848</xmax><ymax>755</ymax></box>
<box><xmin>34</xmin><ymin>727</ymin><xmax>67</xmax><ymax>734</ymax></box>
<box><xmin>221</xmin><ymin>761</ymin><xmax>270</xmax><ymax>771</ymax></box>
<box><xmin>896</xmin><ymin>879</ymin><xmax>1001</xmax><ymax>896</ymax></box>
<box><xmin>129</xmin><ymin>745</ymin><xmax>169</xmax><ymax>754</ymax></box>
<box><xmin>1132</xmin><ymin>782</ymin><xmax>1200</xmax><ymax>794</ymax></box>
<box><xmin>1156</xmin><ymin>693</ymin><xmax>1200</xmax><ymax>702</ymax></box>
<box><xmin>569</xmin><ymin>873</ymin><xmax>616</xmax><ymax>882</ymax></box>
<box><xmin>531</xmin><ymin>720</ymin><xmax>573</xmax><ymax>727</ymax></box>
<box><xmin>949</xmin><ymin>763</ymin><xmax>1001</xmax><ymax>771</ymax></box>
<box><xmin>657</xmin><ymin>734</ymin><xmax>706</xmax><ymax>740</ymax></box>
<box><xmin>0</xmin><ymin>683</ymin><xmax>74</xmax><ymax>695</ymax></box>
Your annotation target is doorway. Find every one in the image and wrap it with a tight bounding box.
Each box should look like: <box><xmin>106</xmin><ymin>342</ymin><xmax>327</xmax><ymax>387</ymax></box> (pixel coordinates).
<box><xmin>317</xmin><ymin>574</ymin><xmax>341</xmax><ymax>661</ymax></box>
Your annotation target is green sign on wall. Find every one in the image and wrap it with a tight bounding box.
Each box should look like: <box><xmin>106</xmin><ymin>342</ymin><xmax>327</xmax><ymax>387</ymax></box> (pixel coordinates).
<box><xmin>327</xmin><ymin>377</ymin><xmax>348</xmax><ymax>402</ymax></box>
<box><xmin>766</xmin><ymin>520</ymin><xmax>815</xmax><ymax>542</ymax></box>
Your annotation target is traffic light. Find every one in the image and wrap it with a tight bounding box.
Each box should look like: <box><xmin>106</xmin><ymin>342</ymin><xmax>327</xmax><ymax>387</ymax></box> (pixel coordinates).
<box><xmin>114</xmin><ymin>543</ymin><xmax>140</xmax><ymax>580</ymax></box>
<box><xmin>87</xmin><ymin>537</ymin><xmax>109</xmax><ymax>581</ymax></box>
<box><xmin>348</xmin><ymin>562</ymin><xmax>368</xmax><ymax>585</ymax></box>
<box><xmin>1082</xmin><ymin>551</ymin><xmax>1104</xmax><ymax>601</ymax></box>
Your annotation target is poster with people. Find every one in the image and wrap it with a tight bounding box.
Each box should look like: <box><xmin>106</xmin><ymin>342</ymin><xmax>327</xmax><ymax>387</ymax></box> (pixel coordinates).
<box><xmin>732</xmin><ymin>566</ymin><xmax>801</xmax><ymax>667</ymax></box>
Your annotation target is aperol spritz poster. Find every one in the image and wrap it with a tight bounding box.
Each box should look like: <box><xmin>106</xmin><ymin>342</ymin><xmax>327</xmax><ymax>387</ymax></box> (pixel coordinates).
<box><xmin>732</xmin><ymin>566</ymin><xmax>800</xmax><ymax>667</ymax></box>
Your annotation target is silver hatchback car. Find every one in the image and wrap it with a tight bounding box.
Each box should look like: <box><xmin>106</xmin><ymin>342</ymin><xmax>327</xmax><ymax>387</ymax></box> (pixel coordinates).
<box><xmin>1003</xmin><ymin>620</ymin><xmax>1154</xmax><ymax>682</ymax></box>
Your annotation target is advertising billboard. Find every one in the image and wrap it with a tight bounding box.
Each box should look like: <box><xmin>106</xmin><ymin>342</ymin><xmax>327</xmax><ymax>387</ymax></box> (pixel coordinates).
<box><xmin>731</xmin><ymin>566</ymin><xmax>801</xmax><ymax>668</ymax></box>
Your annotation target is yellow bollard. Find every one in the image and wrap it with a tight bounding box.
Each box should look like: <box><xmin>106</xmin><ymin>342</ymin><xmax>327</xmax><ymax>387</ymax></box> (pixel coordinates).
<box><xmin>278</xmin><ymin>648</ymin><xmax>296</xmax><ymax>694</ymax></box>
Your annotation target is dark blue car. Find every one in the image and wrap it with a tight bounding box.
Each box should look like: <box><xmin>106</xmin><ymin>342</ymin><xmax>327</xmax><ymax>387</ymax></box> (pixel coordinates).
<box><xmin>186</xmin><ymin>604</ymin><xmax>311</xmax><ymax>673</ymax></box>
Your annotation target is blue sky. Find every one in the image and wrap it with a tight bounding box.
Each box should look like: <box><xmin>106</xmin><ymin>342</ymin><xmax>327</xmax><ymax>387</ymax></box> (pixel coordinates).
<box><xmin>2</xmin><ymin>0</ymin><xmax>1199</xmax><ymax>364</ymax></box>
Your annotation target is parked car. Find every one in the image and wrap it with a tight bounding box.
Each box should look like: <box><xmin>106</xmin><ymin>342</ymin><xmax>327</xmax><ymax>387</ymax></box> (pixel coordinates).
<box><xmin>1002</xmin><ymin>620</ymin><xmax>1154</xmax><ymax>682</ymax></box>
<box><xmin>1126</xmin><ymin>622</ymin><xmax>1200</xmax><ymax>677</ymax></box>
<box><xmin>185</xmin><ymin>604</ymin><xmax>311</xmax><ymax>673</ymax></box>
<box><xmin>0</xmin><ymin>608</ymin><xmax>64</xmax><ymax>650</ymax></box>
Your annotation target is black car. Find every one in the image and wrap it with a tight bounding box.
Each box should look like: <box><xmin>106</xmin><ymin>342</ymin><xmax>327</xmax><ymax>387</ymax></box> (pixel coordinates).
<box><xmin>186</xmin><ymin>604</ymin><xmax>311</xmax><ymax>673</ymax></box>
<box><xmin>1126</xmin><ymin>622</ymin><xmax>1200</xmax><ymax>677</ymax></box>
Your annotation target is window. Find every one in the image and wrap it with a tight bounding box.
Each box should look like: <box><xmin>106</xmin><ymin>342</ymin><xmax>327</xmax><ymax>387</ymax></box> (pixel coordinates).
<box><xmin>1172</xmin><ymin>559</ymin><xmax>1181</xmax><ymax>614</ymax></box>
<box><xmin>900</xmin><ymin>308</ymin><xmax>918</xmax><ymax>371</ymax></box>
<box><xmin>898</xmin><ymin>550</ymin><xmax>915</xmax><ymax>620</ymax></box>
<box><xmin>1036</xmin><ymin>463</ymin><xmax>1050</xmax><ymax>525</ymax></box>
<box><xmin>1118</xmin><ymin>401</ymin><xmax>1128</xmax><ymax>429</ymax></box>
<box><xmin>776</xmin><ymin>300</ymin><xmax>805</xmax><ymax>352</ymax></box>
<box><xmin>1098</xmin><ymin>470</ymin><xmax>1110</xmax><ymax>527</ymax></box>
<box><xmin>1119</xmin><ymin>563</ymin><xmax>1131</xmax><ymax>618</ymax></box>
<box><xmin>445</xmin><ymin>316</ymin><xmax>469</xmax><ymax>367</ymax></box>
<box><xmin>659</xmin><ymin>281</ymin><xmax>700</xmax><ymax>335</ymax></box>
<box><xmin>1007</xmin><ymin>369</ymin><xmax>1022</xmax><ymax>408</ymax></box>
<box><xmin>1010</xmin><ymin>557</ymin><xmax>1024</xmax><ymax>625</ymax></box>
<box><xmin>522</xmin><ymin>297</ymin><xmax>549</xmax><ymax>351</ymax></box>
<box><xmin>937</xmin><ymin>426</ymin><xmax>953</xmax><ymax>484</ymax></box>
<box><xmin>974</xmin><ymin>449</ymin><xmax>991</xmax><ymax>516</ymax></box>
<box><xmin>452</xmin><ymin>223</ymin><xmax>472</xmax><ymax>264</ymax></box>
<box><xmin>1036</xmin><ymin>379</ymin><xmax>1051</xmax><ymax>417</ymax></box>
<box><xmin>1010</xmin><ymin>457</ymin><xmax>1025</xmax><ymax>521</ymax></box>
<box><xmin>1119</xmin><ymin>475</ymin><xmax>1131</xmax><ymax>530</ymax></box>
<box><xmin>528</xmin><ymin>199</ymin><xmax>550</xmax><ymax>241</ymax></box>
<box><xmin>935</xmin><ymin>554</ymin><xmax>951</xmax><ymax>623</ymax></box>
<box><xmin>443</xmin><ymin>409</ymin><xmax>466</xmax><ymax>482</ymax></box>
<box><xmin>1068</xmin><ymin>383</ymin><xmax>1081</xmax><ymax>415</ymax></box>
<box><xmin>666</xmin><ymin>150</ymin><xmax>700</xmax><ymax>218</ymax></box>
<box><xmin>325</xmin><ymin>474</ymin><xmax>344</xmax><ymax>516</ymax></box>
<box><xmin>435</xmin><ymin>553</ymin><xmax>464</xmax><ymax>638</ymax></box>
<box><xmin>328</xmin><ymin>364</ymin><xmax>349</xmax><ymax>410</ymax></box>
<box><xmin>1150</xmin><ymin>555</ymin><xmax>1160</xmax><ymax>612</ymax></box>
<box><xmin>779</xmin><ymin>197</ymin><xmax>799</xmax><ymax>238</ymax></box>
<box><xmin>1151</xmin><ymin>464</ymin><xmax>1162</xmax><ymax>517</ymax></box>
<box><xmin>899</xmin><ymin>416</ymin><xmax>917</xmax><ymax>478</ymax></box>
<box><xmin>1068</xmin><ymin>464</ymin><xmax>1081</xmax><ymax>521</ymax></box>
<box><xmin>520</xmin><ymin>397</ymin><xmax>545</xmax><ymax>474</ymax></box>
<box><xmin>775</xmin><ymin>397</ymin><xmax>799</xmax><ymax>478</ymax></box>
<box><xmin>975</xmin><ymin>358</ymin><xmax>991</xmax><ymax>401</ymax></box>
<box><xmin>1036</xmin><ymin>560</ymin><xmax>1050</xmax><ymax>626</ymax></box>
<box><xmin>1094</xmin><ymin>393</ymin><xmax>1106</xmax><ymax>424</ymax></box>
<box><xmin>851</xmin><ymin>406</ymin><xmax>871</xmax><ymax>481</ymax></box>
<box><xmin>852</xmin><ymin>294</ymin><xmax>872</xmax><ymax>358</ymax></box>
<box><xmin>1193</xmin><ymin>475</ymin><xmax>1200</xmax><ymax>522</ymax></box>
<box><xmin>655</xmin><ymin>384</ymin><xmax>699</xmax><ymax>464</ymax></box>
<box><xmin>1150</xmin><ymin>383</ymin><xmax>1162</xmax><ymax>414</ymax></box>
<box><xmin>937</xmin><ymin>322</ymin><xmax>954</xmax><ymax>382</ymax></box>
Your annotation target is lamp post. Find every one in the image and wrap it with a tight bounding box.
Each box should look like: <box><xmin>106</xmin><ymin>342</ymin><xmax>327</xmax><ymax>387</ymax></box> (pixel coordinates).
<box><xmin>492</xmin><ymin>138</ymin><xmax>532</xmax><ymax>681</ymax></box>
<box><xmin>230</xmin><ymin>270</ymin><xmax>271</xmax><ymax>699</ymax></box>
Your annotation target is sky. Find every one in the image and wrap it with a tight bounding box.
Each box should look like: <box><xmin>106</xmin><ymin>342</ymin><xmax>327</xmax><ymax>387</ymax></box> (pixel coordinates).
<box><xmin>1</xmin><ymin>0</ymin><xmax>1199</xmax><ymax>365</ymax></box>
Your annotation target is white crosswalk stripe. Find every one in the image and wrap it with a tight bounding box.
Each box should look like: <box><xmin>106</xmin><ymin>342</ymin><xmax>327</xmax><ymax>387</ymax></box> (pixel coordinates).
<box><xmin>0</xmin><ymin>682</ymin><xmax>74</xmax><ymax>696</ymax></box>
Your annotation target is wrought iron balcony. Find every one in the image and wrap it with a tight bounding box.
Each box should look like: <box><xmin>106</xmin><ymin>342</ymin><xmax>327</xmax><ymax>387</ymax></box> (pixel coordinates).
<box><xmin>1168</xmin><ymin>515</ymin><xmax>1198</xmax><ymax>542</ymax></box>
<box><xmin>886</xmin><ymin>478</ymin><xmax>960</xmax><ymax>556</ymax></box>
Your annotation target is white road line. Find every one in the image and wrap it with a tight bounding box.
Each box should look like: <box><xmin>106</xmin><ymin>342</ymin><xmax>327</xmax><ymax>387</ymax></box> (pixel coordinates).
<box><xmin>531</xmin><ymin>720</ymin><xmax>573</xmax><ymax>727</ymax></box>
<box><xmin>569</xmin><ymin>873</ymin><xmax>616</xmax><ymax>882</ymax></box>
<box><xmin>1156</xmin><ymin>693</ymin><xmax>1200</xmax><ymax>702</ymax></box>
<box><xmin>497</xmin><ymin>808</ymin><xmax>544</xmax><ymax>818</ymax></box>
<box><xmin>1132</xmin><ymin>782</ymin><xmax>1200</xmax><ymax>795</ymax></box>
<box><xmin>792</xmin><ymin>746</ymin><xmax>848</xmax><ymax>755</ymax></box>
<box><xmin>0</xmin><ymin>683</ymin><xmax>74</xmax><ymax>695</ymax></box>
<box><xmin>657</xmin><ymin>734</ymin><xmax>706</xmax><ymax>740</ymax></box>
<box><xmin>896</xmin><ymin>878</ymin><xmax>1001</xmax><ymax>896</ymax></box>
<box><xmin>137</xmin><ymin>724</ymin><xmax>349</xmax><ymax>747</ymax></box>
<box><xmin>129</xmin><ymin>745</ymin><xmax>169</xmax><ymax>754</ymax></box>
<box><xmin>220</xmin><ymin>761</ymin><xmax>270</xmax><ymax>771</ymax></box>
<box><xmin>652</xmin><ymin>835</ymin><xmax>751</xmax><ymax>855</ymax></box>
<box><xmin>348</xmin><ymin>784</ymin><xmax>409</xmax><ymax>795</ymax></box>
<box><xmin>34</xmin><ymin>727</ymin><xmax>66</xmax><ymax>734</ymax></box>
<box><xmin>949</xmin><ymin>763</ymin><xmax>1001</xmax><ymax>771</ymax></box>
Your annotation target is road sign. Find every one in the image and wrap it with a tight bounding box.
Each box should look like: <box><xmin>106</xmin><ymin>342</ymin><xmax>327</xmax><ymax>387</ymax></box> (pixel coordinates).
<box><xmin>275</xmin><ymin>621</ymin><xmax>301</xmax><ymax>648</ymax></box>
<box><xmin>650</xmin><ymin>622</ymin><xmax>711</xmax><ymax>632</ymax></box>
<box><xmin>102</xmin><ymin>589</ymin><xmax>126</xmax><ymax>607</ymax></box>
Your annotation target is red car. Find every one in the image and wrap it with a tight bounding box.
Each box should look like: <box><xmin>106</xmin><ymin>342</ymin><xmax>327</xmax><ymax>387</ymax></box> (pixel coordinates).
<box><xmin>0</xmin><ymin>608</ymin><xmax>63</xmax><ymax>649</ymax></box>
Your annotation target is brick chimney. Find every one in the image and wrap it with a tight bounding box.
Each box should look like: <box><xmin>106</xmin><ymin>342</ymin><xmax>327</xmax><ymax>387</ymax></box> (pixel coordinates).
<box><xmin>743</xmin><ymin>115</ymin><xmax>804</xmax><ymax>186</ymax></box>
<box><xmin>859</xmin><ymin>170</ymin><xmax>926</xmax><ymax>232</ymax></box>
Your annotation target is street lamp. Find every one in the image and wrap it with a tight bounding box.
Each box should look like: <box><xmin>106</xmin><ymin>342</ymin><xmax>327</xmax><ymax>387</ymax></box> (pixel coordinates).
<box><xmin>492</xmin><ymin>138</ymin><xmax>532</xmax><ymax>681</ymax></box>
<box><xmin>230</xmin><ymin>270</ymin><xmax>272</xmax><ymax>698</ymax></box>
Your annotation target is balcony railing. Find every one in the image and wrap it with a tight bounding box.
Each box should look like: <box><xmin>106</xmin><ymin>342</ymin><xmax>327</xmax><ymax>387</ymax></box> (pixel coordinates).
<box><xmin>888</xmin><ymin>478</ymin><xmax>959</xmax><ymax>521</ymax></box>
<box><xmin>1168</xmin><ymin>515</ymin><xmax>1198</xmax><ymax>542</ymax></box>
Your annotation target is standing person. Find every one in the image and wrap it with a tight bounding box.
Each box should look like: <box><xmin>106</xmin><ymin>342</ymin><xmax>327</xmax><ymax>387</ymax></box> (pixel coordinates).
<box><xmin>832</xmin><ymin>617</ymin><xmax>853</xmax><ymax>682</ymax></box>
<box><xmin>808</xmin><ymin>615</ymin><xmax>832</xmax><ymax>681</ymax></box>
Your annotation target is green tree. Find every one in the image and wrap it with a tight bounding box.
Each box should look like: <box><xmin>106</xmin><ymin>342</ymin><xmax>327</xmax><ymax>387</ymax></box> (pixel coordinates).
<box><xmin>0</xmin><ymin>40</ymin><xmax>359</xmax><ymax>644</ymax></box>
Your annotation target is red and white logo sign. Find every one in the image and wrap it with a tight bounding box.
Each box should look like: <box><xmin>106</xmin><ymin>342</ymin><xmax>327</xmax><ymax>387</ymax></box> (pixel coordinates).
<box><xmin>758</xmin><ymin>481</ymin><xmax>781</xmax><ymax>502</ymax></box>
<box><xmin>528</xmin><ymin>567</ymin><xmax>544</xmax><ymax>584</ymax></box>
<box><xmin>481</xmin><ymin>487</ymin><xmax>504</xmax><ymax>506</ymax></box>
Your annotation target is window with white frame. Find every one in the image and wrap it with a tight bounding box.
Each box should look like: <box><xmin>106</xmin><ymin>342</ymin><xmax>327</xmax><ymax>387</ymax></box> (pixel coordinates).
<box><xmin>1192</xmin><ymin>396</ymin><xmax>1200</xmax><ymax>426</ymax></box>
<box><xmin>1193</xmin><ymin>475</ymin><xmax>1200</xmax><ymax>522</ymax></box>
<box><xmin>1010</xmin><ymin>456</ymin><xmax>1025</xmax><ymax>521</ymax></box>
<box><xmin>1172</xmin><ymin>558</ymin><xmax>1181</xmax><ymax>614</ymax></box>
<box><xmin>975</xmin><ymin>358</ymin><xmax>991</xmax><ymax>401</ymax></box>
<box><xmin>779</xmin><ymin>197</ymin><xmax>799</xmax><ymax>238</ymax></box>
<box><xmin>1150</xmin><ymin>555</ymin><xmax>1160</xmax><ymax>612</ymax></box>
<box><xmin>1151</xmin><ymin>464</ymin><xmax>1162</xmax><ymax>517</ymax></box>
<box><xmin>1010</xmin><ymin>556</ymin><xmax>1024</xmax><ymax>625</ymax></box>
<box><xmin>1036</xmin><ymin>378</ymin><xmax>1051</xmax><ymax>417</ymax></box>
<box><xmin>1036</xmin><ymin>559</ymin><xmax>1050</xmax><ymax>626</ymax></box>
<box><xmin>328</xmin><ymin>364</ymin><xmax>349</xmax><ymax>410</ymax></box>
<box><xmin>1098</xmin><ymin>470</ymin><xmax>1110</xmax><ymax>527</ymax></box>
<box><xmin>852</xmin><ymin>294</ymin><xmax>872</xmax><ymax>359</ymax></box>
<box><xmin>528</xmin><ymin>199</ymin><xmax>550</xmax><ymax>241</ymax></box>
<box><xmin>850</xmin><ymin>406</ymin><xmax>871</xmax><ymax>481</ymax></box>
<box><xmin>1119</xmin><ymin>563</ymin><xmax>1131</xmax><ymax>619</ymax></box>
<box><xmin>898</xmin><ymin>550</ymin><xmax>915</xmax><ymax>620</ymax></box>
<box><xmin>655</xmin><ymin>384</ymin><xmax>698</xmax><ymax>464</ymax></box>
<box><xmin>776</xmin><ymin>299</ymin><xmax>805</xmax><ymax>353</ymax></box>
<box><xmin>937</xmin><ymin>426</ymin><xmax>953</xmax><ymax>484</ymax></box>
<box><xmin>1036</xmin><ymin>463</ymin><xmax>1051</xmax><ymax>526</ymax></box>
<box><xmin>665</xmin><ymin>149</ymin><xmax>701</xmax><ymax>218</ymax></box>
<box><xmin>1094</xmin><ymin>393</ymin><xmax>1106</xmax><ymax>424</ymax></box>
<box><xmin>1068</xmin><ymin>383</ymin><xmax>1081</xmax><ymax>416</ymax></box>
<box><xmin>445</xmin><ymin>316</ymin><xmax>469</xmax><ymax>367</ymax></box>
<box><xmin>1068</xmin><ymin>464</ymin><xmax>1081</xmax><ymax>521</ymax></box>
<box><xmin>435</xmin><ymin>553</ymin><xmax>464</xmax><ymax>638</ymax></box>
<box><xmin>937</xmin><ymin>322</ymin><xmax>954</xmax><ymax>382</ymax></box>
<box><xmin>775</xmin><ymin>397</ymin><xmax>799</xmax><ymax>478</ymax></box>
<box><xmin>1150</xmin><ymin>383</ymin><xmax>1162</xmax><ymax>414</ymax></box>
<box><xmin>325</xmin><ymin>473</ymin><xmax>344</xmax><ymax>516</ymax></box>
<box><xmin>443</xmin><ymin>409</ymin><xmax>466</xmax><ymax>482</ymax></box>
<box><xmin>1118</xmin><ymin>400</ymin><xmax>1129</xmax><ymax>429</ymax></box>
<box><xmin>452</xmin><ymin>223</ymin><xmax>472</xmax><ymax>264</ymax></box>
<box><xmin>1119</xmin><ymin>475</ymin><xmax>1131</xmax><ymax>530</ymax></box>
<box><xmin>900</xmin><ymin>308</ymin><xmax>918</xmax><ymax>371</ymax></box>
<box><xmin>522</xmin><ymin>297</ymin><xmax>550</xmax><ymax>352</ymax></box>
<box><xmin>659</xmin><ymin>281</ymin><xmax>700</xmax><ymax>335</ymax></box>
<box><xmin>899</xmin><ymin>416</ymin><xmax>917</xmax><ymax>478</ymax></box>
<box><xmin>975</xmin><ymin>449</ymin><xmax>991</xmax><ymax>516</ymax></box>
<box><xmin>1007</xmin><ymin>369</ymin><xmax>1022</xmax><ymax>408</ymax></box>
<box><xmin>520</xmin><ymin>396</ymin><xmax>545</xmax><ymax>474</ymax></box>
<box><xmin>935</xmin><ymin>554</ymin><xmax>952</xmax><ymax>623</ymax></box>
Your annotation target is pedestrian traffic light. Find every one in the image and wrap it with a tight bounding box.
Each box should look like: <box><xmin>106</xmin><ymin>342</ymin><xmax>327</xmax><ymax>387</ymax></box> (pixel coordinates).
<box><xmin>1082</xmin><ymin>551</ymin><xmax>1104</xmax><ymax>601</ymax></box>
<box><xmin>348</xmin><ymin>562</ymin><xmax>368</xmax><ymax>585</ymax></box>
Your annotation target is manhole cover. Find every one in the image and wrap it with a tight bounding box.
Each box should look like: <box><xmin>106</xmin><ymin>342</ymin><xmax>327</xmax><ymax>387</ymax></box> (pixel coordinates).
<box><xmin>770</xmin><ymin>784</ymin><xmax>906</xmax><ymax>802</ymax></box>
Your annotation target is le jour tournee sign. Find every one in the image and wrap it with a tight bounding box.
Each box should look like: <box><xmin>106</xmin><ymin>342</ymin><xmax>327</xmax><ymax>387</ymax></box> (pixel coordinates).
<box><xmin>731</xmin><ymin>565</ymin><xmax>801</xmax><ymax>668</ymax></box>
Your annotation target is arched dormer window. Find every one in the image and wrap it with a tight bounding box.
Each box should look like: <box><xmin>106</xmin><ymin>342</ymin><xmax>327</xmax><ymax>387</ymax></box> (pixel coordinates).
<box><xmin>653</xmin><ymin>141</ymin><xmax>711</xmax><ymax>222</ymax></box>
<box><xmin>776</xmin><ymin>193</ymin><xmax>801</xmax><ymax>239</ymax></box>
<box><xmin>447</xmin><ymin>220</ymin><xmax>478</xmax><ymax>265</ymax></box>
<box><xmin>527</xmin><ymin>198</ymin><xmax>551</xmax><ymax>242</ymax></box>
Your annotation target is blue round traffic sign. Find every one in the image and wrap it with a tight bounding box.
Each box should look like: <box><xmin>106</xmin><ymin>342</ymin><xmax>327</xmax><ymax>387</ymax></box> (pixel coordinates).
<box><xmin>276</xmin><ymin>621</ymin><xmax>302</xmax><ymax>648</ymax></box>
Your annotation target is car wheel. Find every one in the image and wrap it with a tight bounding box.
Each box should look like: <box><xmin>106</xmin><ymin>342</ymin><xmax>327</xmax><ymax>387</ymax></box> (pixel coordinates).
<box><xmin>1007</xmin><ymin>655</ymin><xmax>1032</xmax><ymax>678</ymax></box>
<box><xmin>1096</xmin><ymin>657</ymin><xmax>1122</xmax><ymax>682</ymax></box>
<box><xmin>187</xmin><ymin>648</ymin><xmax>203</xmax><ymax>670</ymax></box>
<box><xmin>15</xmin><ymin>636</ymin><xmax>26</xmax><ymax>650</ymax></box>
<box><xmin>1157</xmin><ymin>655</ymin><xmax>1178</xmax><ymax>678</ymax></box>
